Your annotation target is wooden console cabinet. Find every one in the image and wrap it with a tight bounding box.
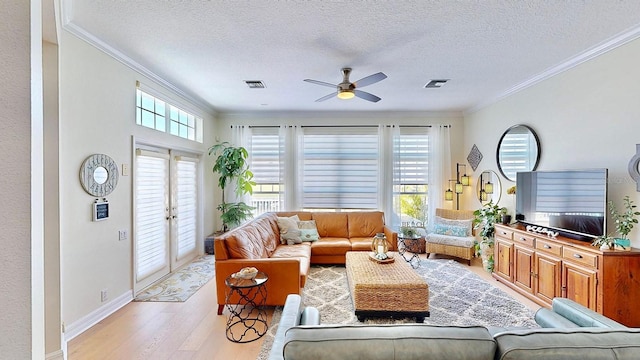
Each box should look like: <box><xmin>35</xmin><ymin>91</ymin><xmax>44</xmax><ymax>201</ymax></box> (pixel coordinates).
<box><xmin>493</xmin><ymin>223</ymin><xmax>640</xmax><ymax>327</ymax></box>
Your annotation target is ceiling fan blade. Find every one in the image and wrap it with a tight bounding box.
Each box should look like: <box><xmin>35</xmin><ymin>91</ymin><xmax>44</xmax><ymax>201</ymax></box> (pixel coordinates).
<box><xmin>354</xmin><ymin>72</ymin><xmax>387</xmax><ymax>88</ymax></box>
<box><xmin>304</xmin><ymin>79</ymin><xmax>337</xmax><ymax>88</ymax></box>
<box><xmin>315</xmin><ymin>92</ymin><xmax>338</xmax><ymax>102</ymax></box>
<box><xmin>354</xmin><ymin>90</ymin><xmax>381</xmax><ymax>103</ymax></box>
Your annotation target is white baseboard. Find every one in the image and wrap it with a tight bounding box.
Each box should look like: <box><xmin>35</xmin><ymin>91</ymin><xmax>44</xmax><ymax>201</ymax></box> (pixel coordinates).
<box><xmin>46</xmin><ymin>349</ymin><xmax>64</xmax><ymax>360</ymax></box>
<box><xmin>64</xmin><ymin>290</ymin><xmax>133</xmax><ymax>342</ymax></box>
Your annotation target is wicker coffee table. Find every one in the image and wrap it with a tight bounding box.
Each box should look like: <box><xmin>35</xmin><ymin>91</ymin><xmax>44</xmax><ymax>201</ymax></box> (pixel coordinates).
<box><xmin>345</xmin><ymin>251</ymin><xmax>429</xmax><ymax>322</ymax></box>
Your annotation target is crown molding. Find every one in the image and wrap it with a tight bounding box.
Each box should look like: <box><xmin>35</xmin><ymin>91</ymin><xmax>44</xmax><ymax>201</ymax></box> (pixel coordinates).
<box><xmin>467</xmin><ymin>24</ymin><xmax>640</xmax><ymax>115</ymax></box>
<box><xmin>220</xmin><ymin>110</ymin><xmax>463</xmax><ymax>120</ymax></box>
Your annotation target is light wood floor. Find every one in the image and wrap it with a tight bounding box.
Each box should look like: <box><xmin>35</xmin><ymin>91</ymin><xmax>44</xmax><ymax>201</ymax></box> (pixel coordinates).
<box><xmin>67</xmin><ymin>254</ymin><xmax>540</xmax><ymax>360</ymax></box>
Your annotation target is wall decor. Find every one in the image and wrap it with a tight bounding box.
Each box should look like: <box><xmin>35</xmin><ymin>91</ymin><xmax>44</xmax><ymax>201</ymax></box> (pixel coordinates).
<box><xmin>80</xmin><ymin>154</ymin><xmax>119</xmax><ymax>197</ymax></box>
<box><xmin>628</xmin><ymin>144</ymin><xmax>640</xmax><ymax>192</ymax></box>
<box><xmin>496</xmin><ymin>124</ymin><xmax>540</xmax><ymax>182</ymax></box>
<box><xmin>467</xmin><ymin>144</ymin><xmax>483</xmax><ymax>171</ymax></box>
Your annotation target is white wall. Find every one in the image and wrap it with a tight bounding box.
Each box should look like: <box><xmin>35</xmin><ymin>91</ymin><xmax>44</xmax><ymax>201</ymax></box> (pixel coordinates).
<box><xmin>44</xmin><ymin>39</ymin><xmax>63</xmax><ymax>356</ymax></box>
<box><xmin>58</xmin><ymin>31</ymin><xmax>217</xmax><ymax>328</ymax></box>
<box><xmin>1</xmin><ymin>0</ymin><xmax>42</xmax><ymax>357</ymax></box>
<box><xmin>464</xmin><ymin>37</ymin><xmax>640</xmax><ymax>248</ymax></box>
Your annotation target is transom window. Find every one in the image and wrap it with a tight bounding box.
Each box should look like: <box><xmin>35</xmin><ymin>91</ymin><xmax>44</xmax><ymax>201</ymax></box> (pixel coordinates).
<box><xmin>135</xmin><ymin>88</ymin><xmax>203</xmax><ymax>143</ymax></box>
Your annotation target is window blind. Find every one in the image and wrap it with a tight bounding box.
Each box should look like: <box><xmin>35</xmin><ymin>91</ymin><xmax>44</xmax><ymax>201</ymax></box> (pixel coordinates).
<box><xmin>251</xmin><ymin>132</ymin><xmax>281</xmax><ymax>185</ymax></box>
<box><xmin>174</xmin><ymin>156</ymin><xmax>198</xmax><ymax>260</ymax></box>
<box><xmin>394</xmin><ymin>133</ymin><xmax>429</xmax><ymax>187</ymax></box>
<box><xmin>135</xmin><ymin>150</ymin><xmax>170</xmax><ymax>281</ymax></box>
<box><xmin>302</xmin><ymin>129</ymin><xmax>379</xmax><ymax>209</ymax></box>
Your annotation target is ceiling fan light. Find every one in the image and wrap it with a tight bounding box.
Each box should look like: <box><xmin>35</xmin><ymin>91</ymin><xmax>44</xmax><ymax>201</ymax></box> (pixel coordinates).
<box><xmin>337</xmin><ymin>90</ymin><xmax>355</xmax><ymax>100</ymax></box>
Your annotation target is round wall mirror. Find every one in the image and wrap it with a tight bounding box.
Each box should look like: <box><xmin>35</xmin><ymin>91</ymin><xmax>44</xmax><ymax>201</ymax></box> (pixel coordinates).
<box><xmin>496</xmin><ymin>124</ymin><xmax>541</xmax><ymax>182</ymax></box>
<box><xmin>477</xmin><ymin>170</ymin><xmax>502</xmax><ymax>205</ymax></box>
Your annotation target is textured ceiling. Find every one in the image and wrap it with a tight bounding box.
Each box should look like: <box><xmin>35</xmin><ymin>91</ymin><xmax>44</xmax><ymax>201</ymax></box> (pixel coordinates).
<box><xmin>66</xmin><ymin>1</ymin><xmax>640</xmax><ymax>114</ymax></box>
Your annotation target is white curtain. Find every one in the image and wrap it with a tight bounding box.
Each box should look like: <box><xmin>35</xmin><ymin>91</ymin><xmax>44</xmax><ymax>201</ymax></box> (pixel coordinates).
<box><xmin>427</xmin><ymin>125</ymin><xmax>452</xmax><ymax>230</ymax></box>
<box><xmin>230</xmin><ymin>125</ymin><xmax>252</xmax><ymax>205</ymax></box>
<box><xmin>279</xmin><ymin>125</ymin><xmax>302</xmax><ymax>210</ymax></box>
<box><xmin>378</xmin><ymin>124</ymin><xmax>400</xmax><ymax>227</ymax></box>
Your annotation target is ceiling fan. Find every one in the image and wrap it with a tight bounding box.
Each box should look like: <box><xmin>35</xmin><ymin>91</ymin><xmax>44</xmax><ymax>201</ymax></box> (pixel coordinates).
<box><xmin>304</xmin><ymin>68</ymin><xmax>387</xmax><ymax>103</ymax></box>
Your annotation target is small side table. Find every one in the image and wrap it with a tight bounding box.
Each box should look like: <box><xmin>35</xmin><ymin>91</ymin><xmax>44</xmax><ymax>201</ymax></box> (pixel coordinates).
<box><xmin>398</xmin><ymin>235</ymin><xmax>424</xmax><ymax>269</ymax></box>
<box><xmin>224</xmin><ymin>271</ymin><xmax>268</xmax><ymax>343</ymax></box>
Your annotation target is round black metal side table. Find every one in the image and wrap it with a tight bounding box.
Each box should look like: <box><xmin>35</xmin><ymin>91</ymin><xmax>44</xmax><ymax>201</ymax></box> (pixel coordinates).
<box><xmin>224</xmin><ymin>271</ymin><xmax>268</xmax><ymax>343</ymax></box>
<box><xmin>398</xmin><ymin>235</ymin><xmax>424</xmax><ymax>269</ymax></box>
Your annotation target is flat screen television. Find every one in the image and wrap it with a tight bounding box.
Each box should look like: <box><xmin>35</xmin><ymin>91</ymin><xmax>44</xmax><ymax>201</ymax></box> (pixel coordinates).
<box><xmin>515</xmin><ymin>169</ymin><xmax>608</xmax><ymax>240</ymax></box>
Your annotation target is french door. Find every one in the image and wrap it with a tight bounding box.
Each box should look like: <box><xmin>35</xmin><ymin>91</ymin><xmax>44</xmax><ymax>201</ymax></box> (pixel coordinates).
<box><xmin>134</xmin><ymin>147</ymin><xmax>200</xmax><ymax>292</ymax></box>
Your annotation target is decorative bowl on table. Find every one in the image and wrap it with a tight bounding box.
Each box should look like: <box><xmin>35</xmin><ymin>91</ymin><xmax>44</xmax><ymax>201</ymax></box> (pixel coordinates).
<box><xmin>232</xmin><ymin>267</ymin><xmax>259</xmax><ymax>280</ymax></box>
<box><xmin>368</xmin><ymin>252</ymin><xmax>395</xmax><ymax>263</ymax></box>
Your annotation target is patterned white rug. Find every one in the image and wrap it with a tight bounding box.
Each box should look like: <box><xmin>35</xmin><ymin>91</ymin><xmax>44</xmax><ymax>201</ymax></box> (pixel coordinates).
<box><xmin>257</xmin><ymin>258</ymin><xmax>538</xmax><ymax>359</ymax></box>
<box><xmin>134</xmin><ymin>255</ymin><xmax>215</xmax><ymax>302</ymax></box>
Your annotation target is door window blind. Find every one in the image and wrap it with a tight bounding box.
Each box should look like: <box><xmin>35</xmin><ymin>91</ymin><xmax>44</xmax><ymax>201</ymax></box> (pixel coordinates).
<box><xmin>302</xmin><ymin>128</ymin><xmax>378</xmax><ymax>209</ymax></box>
<box><xmin>135</xmin><ymin>150</ymin><xmax>170</xmax><ymax>281</ymax></box>
<box><xmin>174</xmin><ymin>156</ymin><xmax>198</xmax><ymax>259</ymax></box>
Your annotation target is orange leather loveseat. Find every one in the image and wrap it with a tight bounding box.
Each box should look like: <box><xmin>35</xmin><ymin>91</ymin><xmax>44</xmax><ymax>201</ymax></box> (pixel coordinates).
<box><xmin>214</xmin><ymin>211</ymin><xmax>397</xmax><ymax>314</ymax></box>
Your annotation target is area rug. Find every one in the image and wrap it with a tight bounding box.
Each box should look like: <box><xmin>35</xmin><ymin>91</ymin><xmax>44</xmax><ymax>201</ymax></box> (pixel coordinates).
<box><xmin>134</xmin><ymin>255</ymin><xmax>215</xmax><ymax>302</ymax></box>
<box><xmin>257</xmin><ymin>258</ymin><xmax>538</xmax><ymax>359</ymax></box>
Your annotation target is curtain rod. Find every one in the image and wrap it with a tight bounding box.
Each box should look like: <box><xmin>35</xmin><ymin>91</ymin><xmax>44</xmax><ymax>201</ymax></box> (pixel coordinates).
<box><xmin>230</xmin><ymin>125</ymin><xmax>450</xmax><ymax>129</ymax></box>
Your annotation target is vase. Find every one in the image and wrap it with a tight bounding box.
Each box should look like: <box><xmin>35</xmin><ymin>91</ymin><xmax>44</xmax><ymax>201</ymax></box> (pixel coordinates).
<box><xmin>614</xmin><ymin>238</ymin><xmax>631</xmax><ymax>251</ymax></box>
<box><xmin>599</xmin><ymin>243</ymin><xmax>612</xmax><ymax>251</ymax></box>
<box><xmin>479</xmin><ymin>242</ymin><xmax>494</xmax><ymax>273</ymax></box>
<box><xmin>501</xmin><ymin>214</ymin><xmax>512</xmax><ymax>224</ymax></box>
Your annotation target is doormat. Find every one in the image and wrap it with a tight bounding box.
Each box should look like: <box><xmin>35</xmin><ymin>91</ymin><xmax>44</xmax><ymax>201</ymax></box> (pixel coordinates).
<box><xmin>134</xmin><ymin>255</ymin><xmax>215</xmax><ymax>302</ymax></box>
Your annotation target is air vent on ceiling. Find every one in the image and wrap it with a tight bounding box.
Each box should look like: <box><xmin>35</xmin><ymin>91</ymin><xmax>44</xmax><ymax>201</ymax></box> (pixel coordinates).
<box><xmin>425</xmin><ymin>79</ymin><xmax>449</xmax><ymax>88</ymax></box>
<box><xmin>245</xmin><ymin>80</ymin><xmax>265</xmax><ymax>88</ymax></box>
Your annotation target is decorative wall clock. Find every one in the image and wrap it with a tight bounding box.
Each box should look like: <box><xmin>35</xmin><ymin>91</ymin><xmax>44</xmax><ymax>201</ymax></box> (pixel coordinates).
<box><xmin>80</xmin><ymin>154</ymin><xmax>119</xmax><ymax>197</ymax></box>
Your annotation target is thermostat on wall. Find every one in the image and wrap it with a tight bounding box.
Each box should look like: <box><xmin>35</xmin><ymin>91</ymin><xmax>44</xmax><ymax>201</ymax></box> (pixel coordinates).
<box><xmin>93</xmin><ymin>199</ymin><xmax>109</xmax><ymax>221</ymax></box>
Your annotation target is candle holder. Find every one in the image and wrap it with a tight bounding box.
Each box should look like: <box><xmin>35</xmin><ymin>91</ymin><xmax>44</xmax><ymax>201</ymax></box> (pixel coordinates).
<box><xmin>371</xmin><ymin>233</ymin><xmax>389</xmax><ymax>260</ymax></box>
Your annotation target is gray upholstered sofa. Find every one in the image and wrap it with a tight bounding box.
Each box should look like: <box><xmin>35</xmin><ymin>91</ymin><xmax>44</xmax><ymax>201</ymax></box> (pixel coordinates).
<box><xmin>268</xmin><ymin>295</ymin><xmax>640</xmax><ymax>360</ymax></box>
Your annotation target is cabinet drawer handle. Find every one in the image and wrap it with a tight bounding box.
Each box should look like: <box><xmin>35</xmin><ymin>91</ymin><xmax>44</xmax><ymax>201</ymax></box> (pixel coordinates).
<box><xmin>502</xmin><ymin>231</ymin><xmax>507</xmax><ymax>235</ymax></box>
<box><xmin>519</xmin><ymin>237</ymin><xmax>527</xmax><ymax>241</ymax></box>
<box><xmin>573</xmin><ymin>253</ymin><xmax>583</xmax><ymax>259</ymax></box>
<box><xmin>544</xmin><ymin>244</ymin><xmax>551</xmax><ymax>249</ymax></box>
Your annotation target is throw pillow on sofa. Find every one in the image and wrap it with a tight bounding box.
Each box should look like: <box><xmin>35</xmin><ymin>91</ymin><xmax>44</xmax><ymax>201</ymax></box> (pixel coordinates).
<box><xmin>298</xmin><ymin>220</ymin><xmax>320</xmax><ymax>242</ymax></box>
<box><xmin>277</xmin><ymin>215</ymin><xmax>302</xmax><ymax>245</ymax></box>
<box><xmin>434</xmin><ymin>216</ymin><xmax>473</xmax><ymax>236</ymax></box>
<box><xmin>433</xmin><ymin>223</ymin><xmax>468</xmax><ymax>237</ymax></box>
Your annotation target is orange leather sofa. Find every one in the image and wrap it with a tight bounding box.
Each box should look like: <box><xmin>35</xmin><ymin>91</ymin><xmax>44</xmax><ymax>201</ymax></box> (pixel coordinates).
<box><xmin>214</xmin><ymin>211</ymin><xmax>397</xmax><ymax>314</ymax></box>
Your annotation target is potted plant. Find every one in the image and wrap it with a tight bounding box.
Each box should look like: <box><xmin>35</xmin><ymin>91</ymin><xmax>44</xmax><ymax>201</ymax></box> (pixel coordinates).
<box><xmin>208</xmin><ymin>142</ymin><xmax>256</xmax><ymax>233</ymax></box>
<box><xmin>473</xmin><ymin>200</ymin><xmax>507</xmax><ymax>272</ymax></box>
<box><xmin>593</xmin><ymin>195</ymin><xmax>640</xmax><ymax>250</ymax></box>
<box><xmin>399</xmin><ymin>225</ymin><xmax>419</xmax><ymax>238</ymax></box>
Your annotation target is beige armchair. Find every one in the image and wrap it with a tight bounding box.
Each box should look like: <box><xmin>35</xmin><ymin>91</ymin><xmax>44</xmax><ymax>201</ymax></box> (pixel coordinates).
<box><xmin>425</xmin><ymin>208</ymin><xmax>476</xmax><ymax>265</ymax></box>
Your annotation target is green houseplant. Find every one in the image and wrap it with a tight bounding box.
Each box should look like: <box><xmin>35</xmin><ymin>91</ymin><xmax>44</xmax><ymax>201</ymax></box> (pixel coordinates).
<box><xmin>208</xmin><ymin>142</ymin><xmax>256</xmax><ymax>233</ymax></box>
<box><xmin>473</xmin><ymin>200</ymin><xmax>507</xmax><ymax>272</ymax></box>
<box><xmin>399</xmin><ymin>225</ymin><xmax>419</xmax><ymax>238</ymax></box>
<box><xmin>593</xmin><ymin>195</ymin><xmax>640</xmax><ymax>250</ymax></box>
